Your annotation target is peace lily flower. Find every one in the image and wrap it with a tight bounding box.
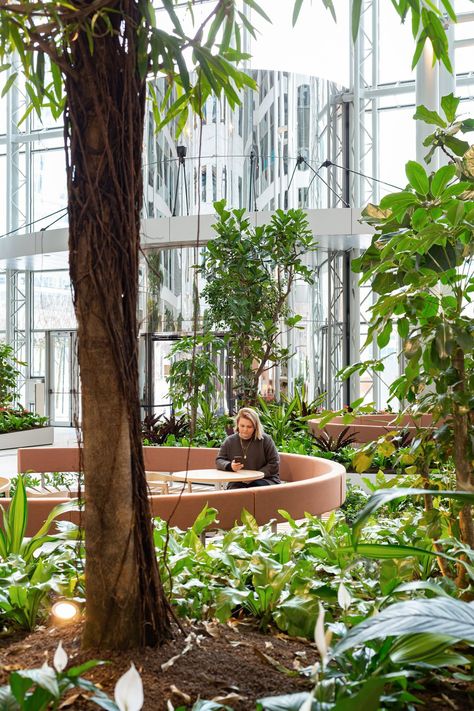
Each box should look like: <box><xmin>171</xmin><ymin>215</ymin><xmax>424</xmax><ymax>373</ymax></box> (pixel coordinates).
<box><xmin>314</xmin><ymin>602</ymin><xmax>332</xmax><ymax>670</ymax></box>
<box><xmin>298</xmin><ymin>692</ymin><xmax>314</xmax><ymax>711</ymax></box>
<box><xmin>337</xmin><ymin>581</ymin><xmax>353</xmax><ymax>612</ymax></box>
<box><xmin>114</xmin><ymin>663</ymin><xmax>144</xmax><ymax>711</ymax></box>
<box><xmin>53</xmin><ymin>641</ymin><xmax>68</xmax><ymax>673</ymax></box>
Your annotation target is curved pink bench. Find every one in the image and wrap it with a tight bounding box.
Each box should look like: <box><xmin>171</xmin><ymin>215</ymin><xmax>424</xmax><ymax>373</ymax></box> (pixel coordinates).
<box><xmin>14</xmin><ymin>446</ymin><xmax>346</xmax><ymax>535</ymax></box>
<box><xmin>309</xmin><ymin>413</ymin><xmax>433</xmax><ymax>444</ymax></box>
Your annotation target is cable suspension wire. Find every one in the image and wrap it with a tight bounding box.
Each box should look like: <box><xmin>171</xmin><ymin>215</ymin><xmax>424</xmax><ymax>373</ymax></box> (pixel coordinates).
<box><xmin>144</xmin><ymin>153</ymin><xmax>402</xmax><ymax>195</ymax></box>
<box><xmin>0</xmin><ymin>206</ymin><xmax>68</xmax><ymax>240</ymax></box>
<box><xmin>300</xmin><ymin>156</ymin><xmax>350</xmax><ymax>208</ymax></box>
<box><xmin>0</xmin><ymin>159</ymin><xmax>401</xmax><ymax>242</ymax></box>
<box><xmin>321</xmin><ymin>160</ymin><xmax>404</xmax><ymax>191</ymax></box>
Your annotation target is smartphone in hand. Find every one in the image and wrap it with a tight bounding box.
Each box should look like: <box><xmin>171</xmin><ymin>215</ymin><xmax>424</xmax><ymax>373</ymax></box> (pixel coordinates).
<box><xmin>234</xmin><ymin>456</ymin><xmax>243</xmax><ymax>464</ymax></box>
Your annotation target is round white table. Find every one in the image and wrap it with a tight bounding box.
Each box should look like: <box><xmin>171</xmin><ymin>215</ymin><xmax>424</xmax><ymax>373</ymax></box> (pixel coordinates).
<box><xmin>171</xmin><ymin>468</ymin><xmax>264</xmax><ymax>491</ymax></box>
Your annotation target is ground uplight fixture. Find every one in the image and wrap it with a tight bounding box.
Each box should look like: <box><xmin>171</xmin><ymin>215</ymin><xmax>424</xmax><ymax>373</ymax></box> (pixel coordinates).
<box><xmin>51</xmin><ymin>600</ymin><xmax>80</xmax><ymax>623</ymax></box>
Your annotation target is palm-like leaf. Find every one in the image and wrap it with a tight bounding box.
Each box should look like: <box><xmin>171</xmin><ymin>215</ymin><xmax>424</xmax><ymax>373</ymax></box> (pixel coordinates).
<box><xmin>334</xmin><ymin>597</ymin><xmax>474</xmax><ymax>656</ymax></box>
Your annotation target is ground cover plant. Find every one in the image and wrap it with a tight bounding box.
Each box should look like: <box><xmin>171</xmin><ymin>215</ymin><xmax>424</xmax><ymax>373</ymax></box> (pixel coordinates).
<box><xmin>1</xmin><ymin>487</ymin><xmax>474</xmax><ymax>707</ymax></box>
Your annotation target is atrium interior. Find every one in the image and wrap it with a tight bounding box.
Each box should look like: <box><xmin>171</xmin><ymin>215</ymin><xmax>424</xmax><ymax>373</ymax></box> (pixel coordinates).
<box><xmin>0</xmin><ymin>0</ymin><xmax>473</xmax><ymax>423</ymax></box>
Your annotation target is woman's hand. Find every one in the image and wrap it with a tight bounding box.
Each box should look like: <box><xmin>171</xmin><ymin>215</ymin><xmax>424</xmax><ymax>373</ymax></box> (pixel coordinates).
<box><xmin>231</xmin><ymin>459</ymin><xmax>244</xmax><ymax>472</ymax></box>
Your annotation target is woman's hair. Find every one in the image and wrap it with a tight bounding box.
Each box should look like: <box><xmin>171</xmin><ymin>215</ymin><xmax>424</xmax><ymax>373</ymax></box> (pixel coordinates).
<box><xmin>235</xmin><ymin>407</ymin><xmax>264</xmax><ymax>440</ymax></box>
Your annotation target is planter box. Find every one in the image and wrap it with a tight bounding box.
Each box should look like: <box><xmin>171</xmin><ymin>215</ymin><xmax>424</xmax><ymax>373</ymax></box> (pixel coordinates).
<box><xmin>0</xmin><ymin>426</ymin><xmax>54</xmax><ymax>451</ymax></box>
<box><xmin>346</xmin><ymin>470</ymin><xmax>398</xmax><ymax>493</ymax></box>
<box><xmin>309</xmin><ymin>413</ymin><xmax>434</xmax><ymax>444</ymax></box>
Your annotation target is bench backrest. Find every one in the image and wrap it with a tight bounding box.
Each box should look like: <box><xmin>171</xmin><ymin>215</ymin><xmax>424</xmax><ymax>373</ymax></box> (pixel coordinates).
<box><xmin>18</xmin><ymin>447</ymin><xmax>81</xmax><ymax>474</ymax></box>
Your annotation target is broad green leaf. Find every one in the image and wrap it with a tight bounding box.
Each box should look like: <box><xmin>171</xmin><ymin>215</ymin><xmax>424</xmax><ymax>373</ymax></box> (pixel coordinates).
<box><xmin>332</xmin><ymin>677</ymin><xmax>387</xmax><ymax>711</ymax></box>
<box><xmin>413</xmin><ymin>105</ymin><xmax>446</xmax><ymax>128</ymax></box>
<box><xmin>191</xmin><ymin>701</ymin><xmax>234</xmax><ymax>711</ymax></box>
<box><xmin>431</xmin><ymin>163</ymin><xmax>456</xmax><ymax>197</ymax></box>
<box><xmin>273</xmin><ymin>595</ymin><xmax>319</xmax><ymax>638</ymax></box>
<box><xmin>334</xmin><ymin>598</ymin><xmax>474</xmax><ymax>655</ymax></box>
<box><xmin>406</xmin><ymin>161</ymin><xmax>429</xmax><ymax>195</ymax></box>
<box><xmin>190</xmin><ymin>505</ymin><xmax>218</xmax><ymax>536</ymax></box>
<box><xmin>389</xmin><ymin>632</ymin><xmax>459</xmax><ymax>664</ymax></box>
<box><xmin>379</xmin><ymin>192</ymin><xmax>419</xmax><ymax>213</ymax></box>
<box><xmin>377</xmin><ymin>320</ymin><xmax>392</xmax><ymax>349</ymax></box>
<box><xmin>444</xmin><ymin>135</ymin><xmax>470</xmax><ymax>157</ymax></box>
<box><xmin>8</xmin><ymin>475</ymin><xmax>27</xmax><ymax>555</ymax></box>
<box><xmin>12</xmin><ymin>667</ymin><xmax>59</xmax><ymax>698</ymax></box>
<box><xmin>441</xmin><ymin>92</ymin><xmax>460</xmax><ymax>123</ymax></box>
<box><xmin>339</xmin><ymin>543</ymin><xmax>444</xmax><ymax>561</ymax></box>
<box><xmin>1</xmin><ymin>72</ymin><xmax>17</xmax><ymax>99</ymax></box>
<box><xmin>352</xmin><ymin>488</ymin><xmax>474</xmax><ymax>544</ymax></box>
<box><xmin>390</xmin><ymin>580</ymin><xmax>455</xmax><ymax>599</ymax></box>
<box><xmin>397</xmin><ymin>318</ymin><xmax>409</xmax><ymax>339</ymax></box>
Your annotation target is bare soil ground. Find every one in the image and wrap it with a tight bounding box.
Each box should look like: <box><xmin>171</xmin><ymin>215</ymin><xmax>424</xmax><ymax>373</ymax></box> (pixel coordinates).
<box><xmin>0</xmin><ymin>620</ymin><xmax>472</xmax><ymax>710</ymax></box>
<box><xmin>0</xmin><ymin>619</ymin><xmax>317</xmax><ymax>709</ymax></box>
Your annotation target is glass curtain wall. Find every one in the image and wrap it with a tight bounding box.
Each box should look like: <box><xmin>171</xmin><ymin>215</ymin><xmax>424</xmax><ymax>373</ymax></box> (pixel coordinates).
<box><xmin>349</xmin><ymin>0</ymin><xmax>474</xmax><ymax>410</ymax></box>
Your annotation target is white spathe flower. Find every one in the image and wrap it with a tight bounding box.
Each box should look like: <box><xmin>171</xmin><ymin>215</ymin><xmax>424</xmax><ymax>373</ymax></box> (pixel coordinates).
<box><xmin>314</xmin><ymin>602</ymin><xmax>332</xmax><ymax>669</ymax></box>
<box><xmin>114</xmin><ymin>663</ymin><xmax>144</xmax><ymax>711</ymax></box>
<box><xmin>298</xmin><ymin>693</ymin><xmax>314</xmax><ymax>711</ymax></box>
<box><xmin>337</xmin><ymin>581</ymin><xmax>353</xmax><ymax>612</ymax></box>
<box><xmin>53</xmin><ymin>641</ymin><xmax>68</xmax><ymax>673</ymax></box>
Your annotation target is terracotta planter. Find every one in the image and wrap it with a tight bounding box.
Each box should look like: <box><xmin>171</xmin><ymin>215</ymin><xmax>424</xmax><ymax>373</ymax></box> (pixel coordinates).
<box><xmin>309</xmin><ymin>413</ymin><xmax>433</xmax><ymax>444</ymax></box>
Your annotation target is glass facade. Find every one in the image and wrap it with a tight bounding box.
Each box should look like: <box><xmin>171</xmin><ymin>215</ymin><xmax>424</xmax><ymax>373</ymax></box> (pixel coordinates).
<box><xmin>0</xmin><ymin>0</ymin><xmax>472</xmax><ymax>418</ymax></box>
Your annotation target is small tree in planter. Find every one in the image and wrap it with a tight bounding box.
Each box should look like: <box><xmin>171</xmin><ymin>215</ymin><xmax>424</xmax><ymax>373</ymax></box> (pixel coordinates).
<box><xmin>199</xmin><ymin>202</ymin><xmax>317</xmax><ymax>406</ymax></box>
<box><xmin>350</xmin><ymin>95</ymin><xmax>474</xmax><ymax>583</ymax></box>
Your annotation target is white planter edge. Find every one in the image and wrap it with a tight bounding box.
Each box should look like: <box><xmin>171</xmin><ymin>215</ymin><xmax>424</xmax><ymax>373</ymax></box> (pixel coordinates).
<box><xmin>0</xmin><ymin>426</ymin><xmax>54</xmax><ymax>451</ymax></box>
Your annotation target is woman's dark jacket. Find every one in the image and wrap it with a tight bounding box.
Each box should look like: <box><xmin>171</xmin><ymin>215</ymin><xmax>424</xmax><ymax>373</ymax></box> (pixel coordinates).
<box><xmin>215</xmin><ymin>432</ymin><xmax>280</xmax><ymax>485</ymax></box>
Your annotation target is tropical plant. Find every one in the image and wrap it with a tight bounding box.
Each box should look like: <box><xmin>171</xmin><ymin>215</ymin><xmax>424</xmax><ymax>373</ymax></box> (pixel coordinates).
<box><xmin>340</xmin><ymin>485</ymin><xmax>370</xmax><ymax>525</ymax></box>
<box><xmin>0</xmin><ymin>475</ymin><xmax>78</xmax><ymax>565</ymax></box>
<box><xmin>166</xmin><ymin>334</ymin><xmax>224</xmax><ymax>436</ymax></box>
<box><xmin>0</xmin><ymin>343</ymin><xmax>25</xmax><ymax>408</ymax></box>
<box><xmin>0</xmin><ymin>407</ymin><xmax>48</xmax><ymax>435</ymax></box>
<box><xmin>0</xmin><ymin>556</ymin><xmax>61</xmax><ymax>631</ymax></box>
<box><xmin>199</xmin><ymin>203</ymin><xmax>317</xmax><ymax>405</ymax></box>
<box><xmin>257</xmin><ymin>388</ymin><xmax>323</xmax><ymax>446</ymax></box>
<box><xmin>311</xmin><ymin>426</ymin><xmax>359</xmax><ymax>453</ymax></box>
<box><xmin>141</xmin><ymin>412</ymin><xmax>189</xmax><ymax>445</ymax></box>
<box><xmin>0</xmin><ymin>642</ymin><xmax>144</xmax><ymax>711</ymax></box>
<box><xmin>349</xmin><ymin>95</ymin><xmax>474</xmax><ymax>583</ymax></box>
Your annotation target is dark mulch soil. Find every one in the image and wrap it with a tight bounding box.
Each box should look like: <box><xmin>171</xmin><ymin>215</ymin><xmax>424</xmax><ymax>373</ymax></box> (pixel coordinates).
<box><xmin>0</xmin><ymin>621</ymin><xmax>473</xmax><ymax>710</ymax></box>
<box><xmin>0</xmin><ymin>619</ymin><xmax>317</xmax><ymax>709</ymax></box>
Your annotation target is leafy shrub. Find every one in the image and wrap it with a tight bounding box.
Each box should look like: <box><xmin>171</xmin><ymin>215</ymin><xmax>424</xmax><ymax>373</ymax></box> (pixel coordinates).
<box><xmin>0</xmin><ymin>642</ymin><xmax>143</xmax><ymax>710</ymax></box>
<box><xmin>0</xmin><ymin>556</ymin><xmax>61</xmax><ymax>631</ymax></box>
<box><xmin>340</xmin><ymin>485</ymin><xmax>369</xmax><ymax>525</ymax></box>
<box><xmin>311</xmin><ymin>426</ymin><xmax>359</xmax><ymax>452</ymax></box>
<box><xmin>0</xmin><ymin>406</ymin><xmax>48</xmax><ymax>434</ymax></box>
<box><xmin>0</xmin><ymin>475</ymin><xmax>78</xmax><ymax>564</ymax></box>
<box><xmin>141</xmin><ymin>412</ymin><xmax>189</xmax><ymax>444</ymax></box>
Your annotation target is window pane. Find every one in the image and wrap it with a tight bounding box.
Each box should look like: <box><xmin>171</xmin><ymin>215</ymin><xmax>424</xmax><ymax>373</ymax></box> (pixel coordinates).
<box><xmin>33</xmin><ymin>271</ymin><xmax>75</xmax><ymax>330</ymax></box>
<box><xmin>32</xmin><ymin>148</ymin><xmax>68</xmax><ymax>229</ymax></box>
<box><xmin>378</xmin><ymin>107</ymin><xmax>416</xmax><ymax>196</ymax></box>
